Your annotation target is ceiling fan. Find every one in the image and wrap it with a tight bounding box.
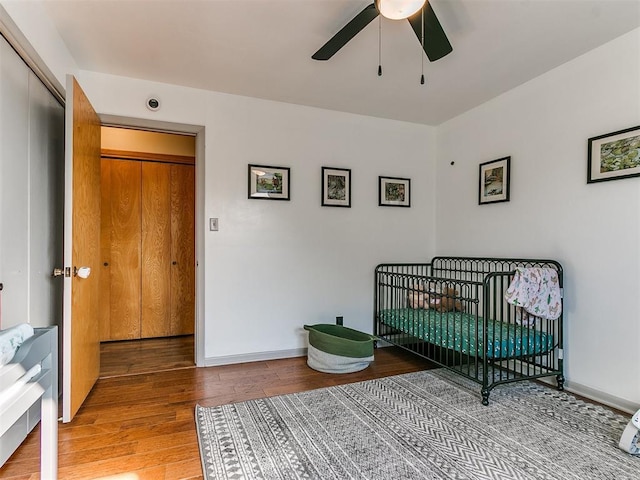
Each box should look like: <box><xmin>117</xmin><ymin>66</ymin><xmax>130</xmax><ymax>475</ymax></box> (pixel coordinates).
<box><xmin>312</xmin><ymin>0</ymin><xmax>452</xmax><ymax>62</ymax></box>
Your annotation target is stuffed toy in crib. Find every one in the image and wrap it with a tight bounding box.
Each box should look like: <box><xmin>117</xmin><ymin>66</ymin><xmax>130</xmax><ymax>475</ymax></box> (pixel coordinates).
<box><xmin>432</xmin><ymin>287</ymin><xmax>465</xmax><ymax>312</ymax></box>
<box><xmin>407</xmin><ymin>283</ymin><xmax>440</xmax><ymax>310</ymax></box>
<box><xmin>408</xmin><ymin>284</ymin><xmax>464</xmax><ymax>312</ymax></box>
<box><xmin>407</xmin><ymin>282</ymin><xmax>440</xmax><ymax>310</ymax></box>
<box><xmin>408</xmin><ymin>283</ymin><xmax>429</xmax><ymax>309</ymax></box>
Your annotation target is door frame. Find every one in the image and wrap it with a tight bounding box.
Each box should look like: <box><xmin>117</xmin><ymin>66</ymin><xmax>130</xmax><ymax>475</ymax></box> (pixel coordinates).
<box><xmin>0</xmin><ymin>12</ymin><xmax>206</xmax><ymax>380</ymax></box>
<box><xmin>100</xmin><ymin>115</ymin><xmax>205</xmax><ymax>367</ymax></box>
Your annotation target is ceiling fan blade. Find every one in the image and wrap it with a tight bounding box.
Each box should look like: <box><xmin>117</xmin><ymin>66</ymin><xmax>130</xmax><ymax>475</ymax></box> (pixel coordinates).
<box><xmin>312</xmin><ymin>3</ymin><xmax>379</xmax><ymax>60</ymax></box>
<box><xmin>407</xmin><ymin>2</ymin><xmax>452</xmax><ymax>62</ymax></box>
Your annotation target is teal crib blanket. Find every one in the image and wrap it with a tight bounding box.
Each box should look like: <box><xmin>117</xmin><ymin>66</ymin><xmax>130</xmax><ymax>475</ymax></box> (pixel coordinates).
<box><xmin>378</xmin><ymin>308</ymin><xmax>554</xmax><ymax>359</ymax></box>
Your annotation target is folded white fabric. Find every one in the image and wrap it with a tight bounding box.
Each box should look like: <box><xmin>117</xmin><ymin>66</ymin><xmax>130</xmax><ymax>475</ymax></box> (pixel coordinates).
<box><xmin>0</xmin><ymin>363</ymin><xmax>41</xmax><ymax>407</ymax></box>
<box><xmin>505</xmin><ymin>267</ymin><xmax>562</xmax><ymax>320</ymax></box>
<box><xmin>0</xmin><ymin>323</ymin><xmax>35</xmax><ymax>366</ymax></box>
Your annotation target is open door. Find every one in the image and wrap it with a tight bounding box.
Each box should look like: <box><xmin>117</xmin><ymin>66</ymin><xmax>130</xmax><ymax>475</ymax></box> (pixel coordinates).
<box><xmin>62</xmin><ymin>76</ymin><xmax>101</xmax><ymax>422</ymax></box>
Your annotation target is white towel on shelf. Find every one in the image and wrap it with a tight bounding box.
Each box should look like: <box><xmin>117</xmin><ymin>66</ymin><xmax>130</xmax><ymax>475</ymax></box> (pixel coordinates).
<box><xmin>0</xmin><ymin>323</ymin><xmax>35</xmax><ymax>366</ymax></box>
<box><xmin>0</xmin><ymin>363</ymin><xmax>42</xmax><ymax>407</ymax></box>
<box><xmin>505</xmin><ymin>267</ymin><xmax>562</xmax><ymax>320</ymax></box>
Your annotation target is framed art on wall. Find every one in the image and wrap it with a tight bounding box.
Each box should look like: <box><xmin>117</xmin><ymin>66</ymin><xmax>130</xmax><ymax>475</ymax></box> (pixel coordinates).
<box><xmin>479</xmin><ymin>156</ymin><xmax>510</xmax><ymax>205</ymax></box>
<box><xmin>587</xmin><ymin>125</ymin><xmax>640</xmax><ymax>183</ymax></box>
<box><xmin>379</xmin><ymin>176</ymin><xmax>410</xmax><ymax>207</ymax></box>
<box><xmin>248</xmin><ymin>164</ymin><xmax>290</xmax><ymax>200</ymax></box>
<box><xmin>322</xmin><ymin>167</ymin><xmax>351</xmax><ymax>207</ymax></box>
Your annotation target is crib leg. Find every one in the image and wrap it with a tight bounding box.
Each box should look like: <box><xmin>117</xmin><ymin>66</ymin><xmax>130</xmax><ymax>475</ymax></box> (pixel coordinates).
<box><xmin>481</xmin><ymin>388</ymin><xmax>490</xmax><ymax>406</ymax></box>
<box><xmin>556</xmin><ymin>374</ymin><xmax>565</xmax><ymax>391</ymax></box>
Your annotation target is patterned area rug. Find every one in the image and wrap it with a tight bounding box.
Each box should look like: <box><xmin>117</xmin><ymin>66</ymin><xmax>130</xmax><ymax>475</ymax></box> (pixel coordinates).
<box><xmin>195</xmin><ymin>369</ymin><xmax>638</xmax><ymax>479</ymax></box>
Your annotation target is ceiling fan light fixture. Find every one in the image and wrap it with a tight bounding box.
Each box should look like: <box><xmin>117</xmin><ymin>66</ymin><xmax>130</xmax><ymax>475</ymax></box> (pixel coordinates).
<box><xmin>375</xmin><ymin>0</ymin><xmax>426</xmax><ymax>20</ymax></box>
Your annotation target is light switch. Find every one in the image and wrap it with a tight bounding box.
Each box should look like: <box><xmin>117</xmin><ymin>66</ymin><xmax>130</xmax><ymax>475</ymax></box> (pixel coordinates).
<box><xmin>209</xmin><ymin>218</ymin><xmax>219</xmax><ymax>231</ymax></box>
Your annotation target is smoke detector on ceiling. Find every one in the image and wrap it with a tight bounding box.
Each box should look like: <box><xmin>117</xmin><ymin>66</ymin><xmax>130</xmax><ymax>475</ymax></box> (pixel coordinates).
<box><xmin>146</xmin><ymin>96</ymin><xmax>160</xmax><ymax>111</ymax></box>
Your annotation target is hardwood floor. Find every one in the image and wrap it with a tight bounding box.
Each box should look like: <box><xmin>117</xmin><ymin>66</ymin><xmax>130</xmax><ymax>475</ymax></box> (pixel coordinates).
<box><xmin>1</xmin><ymin>343</ymin><xmax>435</xmax><ymax>479</ymax></box>
<box><xmin>99</xmin><ymin>335</ymin><xmax>195</xmax><ymax>378</ymax></box>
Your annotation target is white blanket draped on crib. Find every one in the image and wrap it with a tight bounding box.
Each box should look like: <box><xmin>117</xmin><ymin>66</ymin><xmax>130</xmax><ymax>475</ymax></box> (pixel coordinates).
<box><xmin>0</xmin><ymin>323</ymin><xmax>35</xmax><ymax>366</ymax></box>
<box><xmin>505</xmin><ymin>267</ymin><xmax>562</xmax><ymax>321</ymax></box>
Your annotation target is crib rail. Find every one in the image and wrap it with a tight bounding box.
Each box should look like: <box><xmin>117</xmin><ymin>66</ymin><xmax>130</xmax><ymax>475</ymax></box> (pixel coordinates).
<box><xmin>374</xmin><ymin>257</ymin><xmax>564</xmax><ymax>405</ymax></box>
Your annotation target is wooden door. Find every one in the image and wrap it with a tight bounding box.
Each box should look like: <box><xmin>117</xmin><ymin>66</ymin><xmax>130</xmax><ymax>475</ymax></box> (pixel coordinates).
<box><xmin>62</xmin><ymin>76</ymin><xmax>101</xmax><ymax>422</ymax></box>
<box><xmin>171</xmin><ymin>164</ymin><xmax>195</xmax><ymax>335</ymax></box>
<box><xmin>100</xmin><ymin>158</ymin><xmax>194</xmax><ymax>341</ymax></box>
<box><xmin>99</xmin><ymin>159</ymin><xmax>111</xmax><ymax>341</ymax></box>
<box><xmin>141</xmin><ymin>162</ymin><xmax>172</xmax><ymax>337</ymax></box>
<box><xmin>106</xmin><ymin>159</ymin><xmax>142</xmax><ymax>340</ymax></box>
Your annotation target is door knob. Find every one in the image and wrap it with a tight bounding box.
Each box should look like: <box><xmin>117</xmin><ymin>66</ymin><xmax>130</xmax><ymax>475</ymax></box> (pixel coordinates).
<box><xmin>73</xmin><ymin>266</ymin><xmax>91</xmax><ymax>278</ymax></box>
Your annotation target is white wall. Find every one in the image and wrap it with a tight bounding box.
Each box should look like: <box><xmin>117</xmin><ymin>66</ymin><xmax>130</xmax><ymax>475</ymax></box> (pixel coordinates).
<box><xmin>0</xmin><ymin>1</ymin><xmax>78</xmax><ymax>92</ymax></box>
<box><xmin>77</xmin><ymin>71</ymin><xmax>436</xmax><ymax>361</ymax></box>
<box><xmin>201</xmin><ymin>94</ymin><xmax>435</xmax><ymax>359</ymax></box>
<box><xmin>0</xmin><ymin>33</ymin><xmax>64</xmax><ymax>330</ymax></box>
<box><xmin>2</xmin><ymin>2</ymin><xmax>436</xmax><ymax>360</ymax></box>
<box><xmin>4</xmin><ymin>0</ymin><xmax>637</xmax><ymax>410</ymax></box>
<box><xmin>436</xmin><ymin>28</ymin><xmax>640</xmax><ymax>409</ymax></box>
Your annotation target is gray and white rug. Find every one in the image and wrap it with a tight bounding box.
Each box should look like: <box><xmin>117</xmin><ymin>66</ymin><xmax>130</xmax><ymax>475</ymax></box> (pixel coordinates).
<box><xmin>195</xmin><ymin>369</ymin><xmax>638</xmax><ymax>479</ymax></box>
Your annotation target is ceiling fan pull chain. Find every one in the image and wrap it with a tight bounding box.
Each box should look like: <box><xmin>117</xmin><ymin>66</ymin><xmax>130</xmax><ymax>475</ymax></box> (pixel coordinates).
<box><xmin>378</xmin><ymin>16</ymin><xmax>383</xmax><ymax>76</ymax></box>
<box><xmin>420</xmin><ymin>7</ymin><xmax>425</xmax><ymax>85</ymax></box>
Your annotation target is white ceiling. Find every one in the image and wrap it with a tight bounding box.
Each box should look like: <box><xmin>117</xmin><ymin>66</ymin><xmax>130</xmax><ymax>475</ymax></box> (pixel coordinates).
<box><xmin>41</xmin><ymin>0</ymin><xmax>640</xmax><ymax>126</ymax></box>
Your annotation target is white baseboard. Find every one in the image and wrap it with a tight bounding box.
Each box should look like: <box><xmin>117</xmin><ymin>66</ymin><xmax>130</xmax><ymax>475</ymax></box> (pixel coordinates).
<box><xmin>203</xmin><ymin>348</ymin><xmax>307</xmax><ymax>367</ymax></box>
<box><xmin>565</xmin><ymin>382</ymin><xmax>639</xmax><ymax>415</ymax></box>
<box><xmin>203</xmin><ymin>342</ymin><xmax>402</xmax><ymax>367</ymax></box>
<box><xmin>537</xmin><ymin>377</ymin><xmax>639</xmax><ymax>415</ymax></box>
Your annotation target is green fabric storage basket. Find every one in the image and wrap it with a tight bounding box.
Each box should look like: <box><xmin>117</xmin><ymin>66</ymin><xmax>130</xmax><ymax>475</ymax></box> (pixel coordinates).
<box><xmin>304</xmin><ymin>324</ymin><xmax>374</xmax><ymax>374</ymax></box>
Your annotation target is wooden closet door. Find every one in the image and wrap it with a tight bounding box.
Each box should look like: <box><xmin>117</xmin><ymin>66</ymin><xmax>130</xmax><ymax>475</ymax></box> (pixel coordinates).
<box><xmin>171</xmin><ymin>164</ymin><xmax>195</xmax><ymax>335</ymax></box>
<box><xmin>99</xmin><ymin>159</ymin><xmax>112</xmax><ymax>341</ymax></box>
<box><xmin>108</xmin><ymin>159</ymin><xmax>142</xmax><ymax>340</ymax></box>
<box><xmin>141</xmin><ymin>162</ymin><xmax>172</xmax><ymax>337</ymax></box>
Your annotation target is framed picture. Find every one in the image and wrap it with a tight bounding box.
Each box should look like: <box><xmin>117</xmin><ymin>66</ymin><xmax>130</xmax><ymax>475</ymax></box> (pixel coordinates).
<box><xmin>587</xmin><ymin>125</ymin><xmax>640</xmax><ymax>183</ymax></box>
<box><xmin>322</xmin><ymin>167</ymin><xmax>351</xmax><ymax>207</ymax></box>
<box><xmin>479</xmin><ymin>156</ymin><xmax>510</xmax><ymax>205</ymax></box>
<box><xmin>248</xmin><ymin>164</ymin><xmax>290</xmax><ymax>200</ymax></box>
<box><xmin>379</xmin><ymin>176</ymin><xmax>410</xmax><ymax>207</ymax></box>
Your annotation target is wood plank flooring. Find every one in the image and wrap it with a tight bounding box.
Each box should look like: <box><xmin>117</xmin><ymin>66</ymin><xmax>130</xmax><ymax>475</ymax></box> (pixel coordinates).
<box><xmin>1</xmin><ymin>340</ymin><xmax>435</xmax><ymax>479</ymax></box>
<box><xmin>99</xmin><ymin>335</ymin><xmax>195</xmax><ymax>378</ymax></box>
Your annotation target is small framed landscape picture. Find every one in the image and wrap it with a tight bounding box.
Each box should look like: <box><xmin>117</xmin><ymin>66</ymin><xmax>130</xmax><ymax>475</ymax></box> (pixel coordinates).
<box><xmin>322</xmin><ymin>167</ymin><xmax>351</xmax><ymax>207</ymax></box>
<box><xmin>479</xmin><ymin>156</ymin><xmax>510</xmax><ymax>205</ymax></box>
<box><xmin>587</xmin><ymin>125</ymin><xmax>640</xmax><ymax>183</ymax></box>
<box><xmin>248</xmin><ymin>164</ymin><xmax>290</xmax><ymax>200</ymax></box>
<box><xmin>379</xmin><ymin>176</ymin><xmax>410</xmax><ymax>207</ymax></box>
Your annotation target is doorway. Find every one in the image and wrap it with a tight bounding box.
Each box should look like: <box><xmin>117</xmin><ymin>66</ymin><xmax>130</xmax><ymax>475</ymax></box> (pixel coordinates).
<box><xmin>100</xmin><ymin>335</ymin><xmax>194</xmax><ymax>377</ymax></box>
<box><xmin>98</xmin><ymin>126</ymin><xmax>196</xmax><ymax>377</ymax></box>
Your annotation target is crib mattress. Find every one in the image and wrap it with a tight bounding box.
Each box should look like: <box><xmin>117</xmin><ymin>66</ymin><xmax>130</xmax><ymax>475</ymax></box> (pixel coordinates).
<box><xmin>379</xmin><ymin>308</ymin><xmax>554</xmax><ymax>359</ymax></box>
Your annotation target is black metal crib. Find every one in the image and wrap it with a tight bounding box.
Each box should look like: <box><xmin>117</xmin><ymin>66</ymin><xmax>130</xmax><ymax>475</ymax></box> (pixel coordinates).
<box><xmin>374</xmin><ymin>256</ymin><xmax>564</xmax><ymax>405</ymax></box>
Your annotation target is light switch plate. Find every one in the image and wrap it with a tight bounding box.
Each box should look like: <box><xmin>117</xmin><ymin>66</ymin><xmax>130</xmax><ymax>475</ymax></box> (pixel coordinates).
<box><xmin>209</xmin><ymin>218</ymin><xmax>219</xmax><ymax>231</ymax></box>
